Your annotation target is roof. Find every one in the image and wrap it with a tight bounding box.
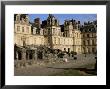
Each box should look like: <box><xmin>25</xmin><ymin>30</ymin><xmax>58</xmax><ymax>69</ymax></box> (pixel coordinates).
<box><xmin>80</xmin><ymin>25</ymin><xmax>97</xmax><ymax>33</ymax></box>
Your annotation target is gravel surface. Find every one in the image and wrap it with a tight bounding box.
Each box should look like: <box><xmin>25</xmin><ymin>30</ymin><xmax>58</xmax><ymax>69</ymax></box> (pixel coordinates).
<box><xmin>15</xmin><ymin>55</ymin><xmax>96</xmax><ymax>76</ymax></box>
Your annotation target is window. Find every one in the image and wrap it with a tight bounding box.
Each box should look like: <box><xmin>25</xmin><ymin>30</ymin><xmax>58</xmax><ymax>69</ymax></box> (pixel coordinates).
<box><xmin>44</xmin><ymin>30</ymin><xmax>47</xmax><ymax>35</ymax></box>
<box><xmin>48</xmin><ymin>28</ymin><xmax>51</xmax><ymax>35</ymax></box>
<box><xmin>73</xmin><ymin>24</ymin><xmax>77</xmax><ymax>29</ymax></box>
<box><xmin>93</xmin><ymin>33</ymin><xmax>96</xmax><ymax>37</ymax></box>
<box><xmin>52</xmin><ymin>28</ymin><xmax>55</xmax><ymax>35</ymax></box>
<box><xmin>83</xmin><ymin>47</ymin><xmax>86</xmax><ymax>53</ymax></box>
<box><xmin>92</xmin><ymin>48</ymin><xmax>95</xmax><ymax>53</ymax></box>
<box><xmin>82</xmin><ymin>34</ymin><xmax>85</xmax><ymax>38</ymax></box>
<box><xmin>68</xmin><ymin>48</ymin><xmax>70</xmax><ymax>52</ymax></box>
<box><xmin>22</xmin><ymin>27</ymin><xmax>24</xmax><ymax>32</ymax></box>
<box><xmin>83</xmin><ymin>41</ymin><xmax>85</xmax><ymax>45</ymax></box>
<box><xmin>87</xmin><ymin>40</ymin><xmax>89</xmax><ymax>45</ymax></box>
<box><xmin>87</xmin><ymin>34</ymin><xmax>89</xmax><ymax>37</ymax></box>
<box><xmin>92</xmin><ymin>40</ymin><xmax>94</xmax><ymax>45</ymax></box>
<box><xmin>17</xmin><ymin>26</ymin><xmax>20</xmax><ymax>31</ymax></box>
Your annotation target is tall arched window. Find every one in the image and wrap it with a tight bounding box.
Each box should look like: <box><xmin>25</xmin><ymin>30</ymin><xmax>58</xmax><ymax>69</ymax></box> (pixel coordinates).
<box><xmin>87</xmin><ymin>40</ymin><xmax>89</xmax><ymax>45</ymax></box>
<box><xmin>92</xmin><ymin>40</ymin><xmax>94</xmax><ymax>45</ymax></box>
<box><xmin>87</xmin><ymin>34</ymin><xmax>89</xmax><ymax>37</ymax></box>
<box><xmin>17</xmin><ymin>26</ymin><xmax>20</xmax><ymax>32</ymax></box>
<box><xmin>83</xmin><ymin>47</ymin><xmax>86</xmax><ymax>53</ymax></box>
<box><xmin>83</xmin><ymin>40</ymin><xmax>85</xmax><ymax>45</ymax></box>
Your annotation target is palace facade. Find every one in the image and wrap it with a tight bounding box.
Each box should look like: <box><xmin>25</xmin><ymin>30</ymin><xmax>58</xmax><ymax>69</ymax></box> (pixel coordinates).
<box><xmin>14</xmin><ymin>14</ymin><xmax>97</xmax><ymax>57</ymax></box>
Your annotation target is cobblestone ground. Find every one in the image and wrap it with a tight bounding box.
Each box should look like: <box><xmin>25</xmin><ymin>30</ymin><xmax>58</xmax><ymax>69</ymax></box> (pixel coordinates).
<box><xmin>14</xmin><ymin>54</ymin><xmax>96</xmax><ymax>76</ymax></box>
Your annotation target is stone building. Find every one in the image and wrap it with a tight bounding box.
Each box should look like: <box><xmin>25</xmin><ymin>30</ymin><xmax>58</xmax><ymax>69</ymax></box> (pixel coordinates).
<box><xmin>14</xmin><ymin>14</ymin><xmax>97</xmax><ymax>61</ymax></box>
<box><xmin>81</xmin><ymin>21</ymin><xmax>97</xmax><ymax>54</ymax></box>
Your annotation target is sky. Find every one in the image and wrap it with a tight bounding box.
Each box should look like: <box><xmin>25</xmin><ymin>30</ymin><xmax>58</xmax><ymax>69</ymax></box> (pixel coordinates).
<box><xmin>28</xmin><ymin>14</ymin><xmax>97</xmax><ymax>25</ymax></box>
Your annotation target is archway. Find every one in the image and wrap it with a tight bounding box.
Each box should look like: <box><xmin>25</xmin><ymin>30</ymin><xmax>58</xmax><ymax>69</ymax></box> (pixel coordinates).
<box><xmin>38</xmin><ymin>51</ymin><xmax>43</xmax><ymax>59</ymax></box>
<box><xmin>18</xmin><ymin>51</ymin><xmax>22</xmax><ymax>60</ymax></box>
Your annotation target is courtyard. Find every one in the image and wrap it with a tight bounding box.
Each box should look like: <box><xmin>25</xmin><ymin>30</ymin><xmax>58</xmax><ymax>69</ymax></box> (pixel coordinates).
<box><xmin>14</xmin><ymin>54</ymin><xmax>97</xmax><ymax>76</ymax></box>
<box><xmin>14</xmin><ymin>14</ymin><xmax>97</xmax><ymax>76</ymax></box>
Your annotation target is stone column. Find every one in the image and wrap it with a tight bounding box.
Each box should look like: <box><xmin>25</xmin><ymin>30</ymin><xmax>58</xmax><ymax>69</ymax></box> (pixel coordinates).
<box><xmin>22</xmin><ymin>48</ymin><xmax>26</xmax><ymax>60</ymax></box>
<box><xmin>20</xmin><ymin>48</ymin><xmax>26</xmax><ymax>67</ymax></box>
<box><xmin>16</xmin><ymin>51</ymin><xmax>18</xmax><ymax>60</ymax></box>
<box><xmin>34</xmin><ymin>49</ymin><xmax>38</xmax><ymax>60</ymax></box>
<box><xmin>42</xmin><ymin>50</ymin><xmax>45</xmax><ymax>60</ymax></box>
<box><xmin>54</xmin><ymin>54</ymin><xmax>58</xmax><ymax>60</ymax></box>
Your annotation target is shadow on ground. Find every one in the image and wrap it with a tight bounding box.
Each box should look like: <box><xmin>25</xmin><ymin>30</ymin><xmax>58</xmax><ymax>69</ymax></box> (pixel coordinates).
<box><xmin>47</xmin><ymin>67</ymin><xmax>97</xmax><ymax>75</ymax></box>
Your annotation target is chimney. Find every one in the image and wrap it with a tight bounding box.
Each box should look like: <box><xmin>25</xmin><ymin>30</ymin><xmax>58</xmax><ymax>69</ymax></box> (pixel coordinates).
<box><xmin>34</xmin><ymin>18</ymin><xmax>40</xmax><ymax>28</ymax></box>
